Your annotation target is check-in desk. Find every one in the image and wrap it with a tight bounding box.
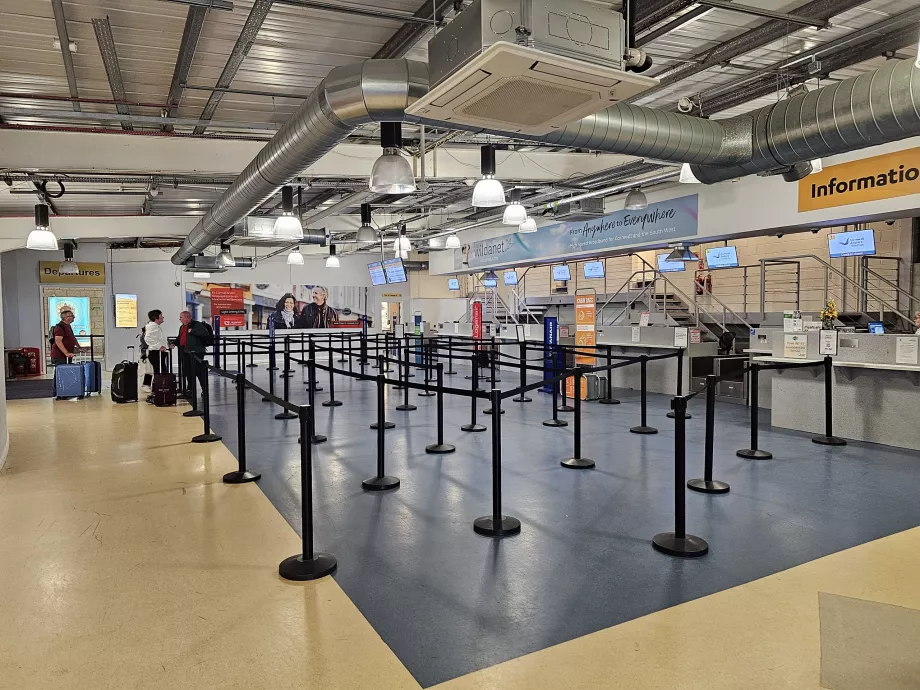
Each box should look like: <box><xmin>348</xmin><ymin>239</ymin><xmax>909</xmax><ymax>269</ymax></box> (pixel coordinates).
<box><xmin>755</xmin><ymin>331</ymin><xmax>920</xmax><ymax>450</ymax></box>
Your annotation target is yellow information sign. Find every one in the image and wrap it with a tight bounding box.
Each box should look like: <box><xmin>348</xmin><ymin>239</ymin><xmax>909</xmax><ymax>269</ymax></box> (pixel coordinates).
<box><xmin>798</xmin><ymin>148</ymin><xmax>920</xmax><ymax>212</ymax></box>
<box><xmin>114</xmin><ymin>293</ymin><xmax>138</xmax><ymax>328</ymax></box>
<box><xmin>39</xmin><ymin>261</ymin><xmax>106</xmax><ymax>284</ymax></box>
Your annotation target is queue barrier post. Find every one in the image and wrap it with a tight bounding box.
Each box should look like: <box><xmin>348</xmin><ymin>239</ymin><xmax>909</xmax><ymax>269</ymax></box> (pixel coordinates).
<box><xmin>543</xmin><ymin>352</ymin><xmax>568</xmax><ymax>428</ymax></box>
<box><xmin>305</xmin><ymin>344</ymin><xmax>327</xmax><ymax>444</ymax></box>
<box><xmin>279</xmin><ymin>404</ymin><xmax>338</xmax><ymax>581</ymax></box>
<box><xmin>182</xmin><ymin>355</ymin><xmax>204</xmax><ymax>418</ymax></box>
<box><xmin>273</xmin><ymin>340</ymin><xmax>298</xmax><ymax>419</ymax></box>
<box><xmin>394</xmin><ymin>337</ymin><xmax>405</xmax><ymax>391</ymax></box>
<box><xmin>418</xmin><ymin>338</ymin><xmax>436</xmax><ymax>397</ymax></box>
<box><xmin>337</xmin><ymin>333</ymin><xmax>347</xmax><ymax>363</ymax></box>
<box><xmin>322</xmin><ymin>341</ymin><xmax>342</xmax><ymax>407</ymax></box>
<box><xmin>483</xmin><ymin>346</ymin><xmax>506</xmax><ymax>415</ymax></box>
<box><xmin>369</xmin><ymin>356</ymin><xmax>395</xmax><ymax>430</ymax></box>
<box><xmin>512</xmin><ymin>340</ymin><xmax>532</xmax><ymax>403</ymax></box>
<box><xmin>191</xmin><ymin>358</ymin><xmax>222</xmax><ymax>443</ymax></box>
<box><xmin>223</xmin><ymin>372</ymin><xmax>262</xmax><ymax>484</ymax></box>
<box><xmin>396</xmin><ymin>338</ymin><xmax>417</xmax><ymax>411</ymax></box>
<box><xmin>688</xmin><ymin>375</ymin><xmax>729</xmax><ymax>494</ymax></box>
<box><xmin>666</xmin><ymin>348</ymin><xmax>691</xmax><ymax>419</ymax></box>
<box><xmin>473</xmin><ymin>389</ymin><xmax>521</xmax><ymax>537</ymax></box>
<box><xmin>363</xmin><ymin>372</ymin><xmax>401</xmax><ymax>491</ymax></box>
<box><xmin>558</xmin><ymin>345</ymin><xmax>573</xmax><ymax>412</ymax></box>
<box><xmin>461</xmin><ymin>355</ymin><xmax>486</xmax><ymax>432</ymax></box>
<box><xmin>282</xmin><ymin>335</ymin><xmax>294</xmax><ymax>378</ymax></box>
<box><xmin>247</xmin><ymin>333</ymin><xmax>257</xmax><ymax>368</ymax></box>
<box><xmin>236</xmin><ymin>339</ymin><xmax>244</xmax><ymax>374</ymax></box>
<box><xmin>736</xmin><ymin>362</ymin><xmax>772</xmax><ymax>459</ymax></box>
<box><xmin>599</xmin><ymin>344</ymin><xmax>620</xmax><ymax>404</ymax></box>
<box><xmin>652</xmin><ymin>396</ymin><xmax>709</xmax><ymax>558</ymax></box>
<box><xmin>560</xmin><ymin>366</ymin><xmax>594</xmax><ymax>469</ymax></box>
<box><xmin>445</xmin><ymin>336</ymin><xmax>457</xmax><ymax>375</ymax></box>
<box><xmin>630</xmin><ymin>355</ymin><xmax>658</xmax><ymax>435</ymax></box>
<box><xmin>426</xmin><ymin>363</ymin><xmax>456</xmax><ymax>454</ymax></box>
<box><xmin>812</xmin><ymin>355</ymin><xmax>847</xmax><ymax>446</ymax></box>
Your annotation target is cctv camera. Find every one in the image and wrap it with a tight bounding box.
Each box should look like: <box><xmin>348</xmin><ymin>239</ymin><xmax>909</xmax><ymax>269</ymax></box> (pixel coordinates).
<box><xmin>777</xmin><ymin>233</ymin><xmax>784</xmax><ymax>239</ymax></box>
<box><xmin>677</xmin><ymin>97</ymin><xmax>694</xmax><ymax>113</ymax></box>
<box><xmin>174</xmin><ymin>281</ymin><xmax>181</xmax><ymax>287</ymax></box>
<box><xmin>811</xmin><ymin>229</ymin><xmax>819</xmax><ymax>234</ymax></box>
<box><xmin>885</xmin><ymin>219</ymin><xmax>896</xmax><ymax>226</ymax></box>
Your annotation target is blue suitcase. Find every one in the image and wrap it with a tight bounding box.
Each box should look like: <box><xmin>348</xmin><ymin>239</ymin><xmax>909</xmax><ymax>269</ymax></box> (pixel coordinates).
<box><xmin>54</xmin><ymin>362</ymin><xmax>85</xmax><ymax>400</ymax></box>
<box><xmin>83</xmin><ymin>360</ymin><xmax>102</xmax><ymax>396</ymax></box>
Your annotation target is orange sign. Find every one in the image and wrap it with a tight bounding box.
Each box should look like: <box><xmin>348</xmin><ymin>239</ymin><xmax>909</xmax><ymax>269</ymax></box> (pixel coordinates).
<box><xmin>798</xmin><ymin>147</ymin><xmax>920</xmax><ymax>212</ymax></box>
<box><xmin>566</xmin><ymin>294</ymin><xmax>596</xmax><ymax>400</ymax></box>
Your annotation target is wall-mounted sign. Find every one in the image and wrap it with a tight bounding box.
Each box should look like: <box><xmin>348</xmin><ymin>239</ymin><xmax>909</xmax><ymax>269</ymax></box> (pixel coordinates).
<box><xmin>467</xmin><ymin>195</ymin><xmax>699</xmax><ymax>269</ymax></box>
<box><xmin>895</xmin><ymin>336</ymin><xmax>919</xmax><ymax>365</ymax></box>
<box><xmin>819</xmin><ymin>330</ymin><xmax>838</xmax><ymax>356</ymax></box>
<box><xmin>783</xmin><ymin>334</ymin><xmax>808</xmax><ymax>359</ymax></box>
<box><xmin>40</xmin><ymin>261</ymin><xmax>105</xmax><ymax>284</ymax></box>
<box><xmin>114</xmin><ymin>293</ymin><xmax>137</xmax><ymax>328</ymax></box>
<box><xmin>674</xmin><ymin>327</ymin><xmax>689</xmax><ymax>348</ymax></box>
<box><xmin>798</xmin><ymin>147</ymin><xmax>920</xmax><ymax>212</ymax></box>
<box><xmin>210</xmin><ymin>287</ymin><xmax>246</xmax><ymax>327</ymax></box>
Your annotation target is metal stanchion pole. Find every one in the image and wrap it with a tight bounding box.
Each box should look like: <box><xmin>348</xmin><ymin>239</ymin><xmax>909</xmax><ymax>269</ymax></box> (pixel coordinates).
<box><xmin>473</xmin><ymin>389</ymin><xmax>521</xmax><ymax>537</ymax></box>
<box><xmin>418</xmin><ymin>338</ymin><xmax>436</xmax><ymax>397</ymax></box>
<box><xmin>736</xmin><ymin>363</ymin><xmax>771</xmax><ymax>459</ymax></box>
<box><xmin>483</xmin><ymin>346</ymin><xmax>505</xmax><ymax>414</ymax></box>
<box><xmin>599</xmin><ymin>344</ymin><xmax>620</xmax><ymax>404</ymax></box>
<box><xmin>306</xmin><ymin>344</ymin><xmax>327</xmax><ymax>444</ymax></box>
<box><xmin>322</xmin><ymin>341</ymin><xmax>342</xmax><ymax>407</ymax></box>
<box><xmin>561</xmin><ymin>367</ymin><xmax>594</xmax><ymax>469</ymax></box>
<box><xmin>688</xmin><ymin>375</ymin><xmax>729</xmax><ymax>494</ymax></box>
<box><xmin>282</xmin><ymin>335</ymin><xmax>294</xmax><ymax>378</ymax></box>
<box><xmin>192</xmin><ymin>358</ymin><xmax>221</xmax><ymax>443</ymax></box>
<box><xmin>279</xmin><ymin>405</ymin><xmax>338</xmax><ymax>581</ymax></box>
<box><xmin>445</xmin><ymin>335</ymin><xmax>457</xmax><ymax>375</ymax></box>
<box><xmin>237</xmin><ymin>340</ymin><xmax>244</xmax><ymax>374</ymax></box>
<box><xmin>363</xmin><ymin>373</ymin><xmax>401</xmax><ymax>491</ymax></box>
<box><xmin>462</xmin><ymin>355</ymin><xmax>486</xmax><ymax>432</ymax></box>
<box><xmin>182</xmin><ymin>355</ymin><xmax>203</xmax><ymax>418</ymax></box>
<box><xmin>222</xmin><ymin>337</ymin><xmax>228</xmax><ymax>371</ymax></box>
<box><xmin>426</xmin><ymin>363</ymin><xmax>456</xmax><ymax>454</ymax></box>
<box><xmin>652</xmin><ymin>396</ymin><xmax>709</xmax><ymax>558</ymax></box>
<box><xmin>223</xmin><ymin>373</ymin><xmax>262</xmax><ymax>483</ymax></box>
<box><xmin>630</xmin><ymin>355</ymin><xmax>658</xmax><ymax>434</ymax></box>
<box><xmin>369</xmin><ymin>356</ymin><xmax>395</xmax><ymax>430</ymax></box>
<box><xmin>812</xmin><ymin>355</ymin><xmax>846</xmax><ymax>446</ymax></box>
<box><xmin>396</xmin><ymin>339</ymin><xmax>417</xmax><ymax>411</ymax></box>
<box><xmin>543</xmin><ymin>352</ymin><xmax>568</xmax><ymax>428</ymax></box>
<box><xmin>666</xmin><ymin>349</ymin><xmax>691</xmax><ymax>419</ymax></box>
<box><xmin>275</xmin><ymin>343</ymin><xmax>298</xmax><ymax>420</ymax></box>
<box><xmin>512</xmin><ymin>340</ymin><xmax>532</xmax><ymax>402</ymax></box>
<box><xmin>247</xmin><ymin>333</ymin><xmax>256</xmax><ymax>368</ymax></box>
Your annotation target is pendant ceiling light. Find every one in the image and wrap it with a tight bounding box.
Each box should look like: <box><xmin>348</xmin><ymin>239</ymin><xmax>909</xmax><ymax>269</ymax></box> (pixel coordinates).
<box><xmin>369</xmin><ymin>123</ymin><xmax>416</xmax><ymax>194</ymax></box>
<box><xmin>356</xmin><ymin>203</ymin><xmax>376</xmax><ymax>243</ymax></box>
<box><xmin>273</xmin><ymin>186</ymin><xmax>304</xmax><ymax>239</ymax></box>
<box><xmin>27</xmin><ymin>203</ymin><xmax>58</xmax><ymax>251</ymax></box>
<box><xmin>472</xmin><ymin>145</ymin><xmax>505</xmax><ymax>207</ymax></box>
<box><xmin>679</xmin><ymin>163</ymin><xmax>701</xmax><ymax>184</ymax></box>
<box><xmin>502</xmin><ymin>188</ymin><xmax>527</xmax><ymax>225</ymax></box>
<box><xmin>58</xmin><ymin>242</ymin><xmax>79</xmax><ymax>275</ymax></box>
<box><xmin>325</xmin><ymin>243</ymin><xmax>340</xmax><ymax>268</ymax></box>
<box><xmin>287</xmin><ymin>247</ymin><xmax>305</xmax><ymax>265</ymax></box>
<box><xmin>624</xmin><ymin>188</ymin><xmax>648</xmax><ymax>210</ymax></box>
<box><xmin>665</xmin><ymin>244</ymin><xmax>697</xmax><ymax>262</ymax></box>
<box><xmin>445</xmin><ymin>233</ymin><xmax>461</xmax><ymax>249</ymax></box>
<box><xmin>391</xmin><ymin>225</ymin><xmax>412</xmax><ymax>253</ymax></box>
<box><xmin>518</xmin><ymin>217</ymin><xmax>537</xmax><ymax>233</ymax></box>
<box><xmin>217</xmin><ymin>243</ymin><xmax>235</xmax><ymax>267</ymax></box>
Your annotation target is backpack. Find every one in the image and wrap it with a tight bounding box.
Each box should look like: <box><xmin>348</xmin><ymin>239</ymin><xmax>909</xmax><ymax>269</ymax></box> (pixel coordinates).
<box><xmin>200</xmin><ymin>321</ymin><xmax>214</xmax><ymax>347</ymax></box>
<box><xmin>138</xmin><ymin>325</ymin><xmax>149</xmax><ymax>354</ymax></box>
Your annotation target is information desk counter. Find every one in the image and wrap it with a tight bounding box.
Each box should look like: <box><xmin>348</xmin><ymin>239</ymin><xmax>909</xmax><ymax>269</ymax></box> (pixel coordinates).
<box><xmin>754</xmin><ymin>331</ymin><xmax>920</xmax><ymax>450</ymax></box>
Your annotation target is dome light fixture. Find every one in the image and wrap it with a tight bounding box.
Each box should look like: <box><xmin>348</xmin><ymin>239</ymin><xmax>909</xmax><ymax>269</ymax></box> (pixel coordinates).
<box><xmin>679</xmin><ymin>163</ymin><xmax>701</xmax><ymax>184</ymax></box>
<box><xmin>27</xmin><ymin>203</ymin><xmax>58</xmax><ymax>251</ymax></box>
<box><xmin>502</xmin><ymin>188</ymin><xmax>527</xmax><ymax>225</ymax></box>
<box><xmin>472</xmin><ymin>144</ymin><xmax>505</xmax><ymax>207</ymax></box>
<box><xmin>445</xmin><ymin>233</ymin><xmax>461</xmax><ymax>249</ymax></box>
<box><xmin>518</xmin><ymin>217</ymin><xmax>537</xmax><ymax>233</ymax></box>
<box><xmin>392</xmin><ymin>225</ymin><xmax>412</xmax><ymax>253</ymax></box>
<box><xmin>58</xmin><ymin>242</ymin><xmax>79</xmax><ymax>275</ymax></box>
<box><xmin>369</xmin><ymin>123</ymin><xmax>416</xmax><ymax>194</ymax></box>
<box><xmin>624</xmin><ymin>188</ymin><xmax>648</xmax><ymax>210</ymax></box>
<box><xmin>325</xmin><ymin>243</ymin><xmax>340</xmax><ymax>268</ymax></box>
<box><xmin>273</xmin><ymin>186</ymin><xmax>304</xmax><ymax>239</ymax></box>
<box><xmin>356</xmin><ymin>203</ymin><xmax>376</xmax><ymax>243</ymax></box>
<box><xmin>287</xmin><ymin>247</ymin><xmax>305</xmax><ymax>265</ymax></box>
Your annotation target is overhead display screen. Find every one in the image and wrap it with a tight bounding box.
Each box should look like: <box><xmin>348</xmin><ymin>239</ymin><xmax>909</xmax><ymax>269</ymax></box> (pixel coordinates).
<box><xmin>583</xmin><ymin>261</ymin><xmax>605</xmax><ymax>279</ymax></box>
<box><xmin>828</xmin><ymin>229</ymin><xmax>876</xmax><ymax>258</ymax></box>
<box><xmin>482</xmin><ymin>279</ymin><xmax>498</xmax><ymax>288</ymax></box>
<box><xmin>368</xmin><ymin>261</ymin><xmax>387</xmax><ymax>286</ymax></box>
<box><xmin>705</xmin><ymin>246</ymin><xmax>739</xmax><ymax>269</ymax></box>
<box><xmin>552</xmin><ymin>264</ymin><xmax>571</xmax><ymax>281</ymax></box>
<box><xmin>657</xmin><ymin>254</ymin><xmax>686</xmax><ymax>273</ymax></box>
<box><xmin>447</xmin><ymin>278</ymin><xmax>460</xmax><ymax>291</ymax></box>
<box><xmin>382</xmin><ymin>257</ymin><xmax>407</xmax><ymax>284</ymax></box>
<box><xmin>504</xmin><ymin>271</ymin><xmax>518</xmax><ymax>286</ymax></box>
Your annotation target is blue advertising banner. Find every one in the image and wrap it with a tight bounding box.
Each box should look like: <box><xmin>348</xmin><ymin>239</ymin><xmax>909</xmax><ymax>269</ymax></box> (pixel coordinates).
<box><xmin>468</xmin><ymin>195</ymin><xmax>699</xmax><ymax>270</ymax></box>
<box><xmin>542</xmin><ymin>316</ymin><xmax>558</xmax><ymax>393</ymax></box>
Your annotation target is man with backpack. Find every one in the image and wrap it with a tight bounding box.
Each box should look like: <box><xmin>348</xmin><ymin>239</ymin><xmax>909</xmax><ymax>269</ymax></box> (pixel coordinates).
<box><xmin>171</xmin><ymin>311</ymin><xmax>212</xmax><ymax>400</ymax></box>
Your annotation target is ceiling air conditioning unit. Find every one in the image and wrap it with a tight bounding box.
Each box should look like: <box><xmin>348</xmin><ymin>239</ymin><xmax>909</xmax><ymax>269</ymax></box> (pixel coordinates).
<box><xmin>406</xmin><ymin>0</ymin><xmax>658</xmax><ymax>135</ymax></box>
<box><xmin>227</xmin><ymin>217</ymin><xmax>326</xmax><ymax>247</ymax></box>
<box><xmin>551</xmin><ymin>197</ymin><xmax>605</xmax><ymax>220</ymax></box>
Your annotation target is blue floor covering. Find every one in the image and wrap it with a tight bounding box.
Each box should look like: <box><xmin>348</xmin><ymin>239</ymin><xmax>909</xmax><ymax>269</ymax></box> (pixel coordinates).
<box><xmin>204</xmin><ymin>360</ymin><xmax>920</xmax><ymax>687</ymax></box>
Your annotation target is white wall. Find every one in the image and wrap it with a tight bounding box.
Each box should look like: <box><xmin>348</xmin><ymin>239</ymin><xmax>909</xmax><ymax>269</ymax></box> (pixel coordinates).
<box><xmin>0</xmin><ymin>257</ymin><xmax>8</xmax><ymax>471</ymax></box>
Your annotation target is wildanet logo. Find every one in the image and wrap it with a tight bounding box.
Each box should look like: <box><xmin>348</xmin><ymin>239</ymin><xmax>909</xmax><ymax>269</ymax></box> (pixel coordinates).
<box><xmin>472</xmin><ymin>238</ymin><xmax>513</xmax><ymax>258</ymax></box>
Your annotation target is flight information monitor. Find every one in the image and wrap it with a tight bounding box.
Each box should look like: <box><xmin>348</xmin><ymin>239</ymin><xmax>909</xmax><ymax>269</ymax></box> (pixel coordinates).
<box><xmin>368</xmin><ymin>261</ymin><xmax>387</xmax><ymax>286</ymax></box>
<box><xmin>583</xmin><ymin>261</ymin><xmax>605</xmax><ymax>279</ymax></box>
<box><xmin>828</xmin><ymin>229</ymin><xmax>876</xmax><ymax>258</ymax></box>
<box><xmin>552</xmin><ymin>264</ymin><xmax>571</xmax><ymax>281</ymax></box>
<box><xmin>382</xmin><ymin>257</ymin><xmax>407</xmax><ymax>284</ymax></box>
<box><xmin>482</xmin><ymin>278</ymin><xmax>498</xmax><ymax>288</ymax></box>
<box><xmin>504</xmin><ymin>271</ymin><xmax>518</xmax><ymax>286</ymax></box>
<box><xmin>447</xmin><ymin>278</ymin><xmax>460</xmax><ymax>291</ymax></box>
<box><xmin>657</xmin><ymin>254</ymin><xmax>686</xmax><ymax>273</ymax></box>
<box><xmin>705</xmin><ymin>246</ymin><xmax>739</xmax><ymax>269</ymax></box>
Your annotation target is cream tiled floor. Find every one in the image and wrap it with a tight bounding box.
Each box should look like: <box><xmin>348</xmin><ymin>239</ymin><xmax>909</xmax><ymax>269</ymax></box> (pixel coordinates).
<box><xmin>2</xmin><ymin>396</ymin><xmax>919</xmax><ymax>690</ymax></box>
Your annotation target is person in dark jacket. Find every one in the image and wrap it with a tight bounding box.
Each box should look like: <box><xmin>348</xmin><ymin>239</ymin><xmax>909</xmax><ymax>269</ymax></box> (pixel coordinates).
<box><xmin>171</xmin><ymin>311</ymin><xmax>209</xmax><ymax>397</ymax></box>
<box><xmin>298</xmin><ymin>286</ymin><xmax>338</xmax><ymax>329</ymax></box>
<box><xmin>269</xmin><ymin>293</ymin><xmax>300</xmax><ymax>329</ymax></box>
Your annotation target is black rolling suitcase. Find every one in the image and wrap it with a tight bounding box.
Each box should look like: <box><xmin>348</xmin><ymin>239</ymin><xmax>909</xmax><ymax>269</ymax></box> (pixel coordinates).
<box><xmin>111</xmin><ymin>346</ymin><xmax>139</xmax><ymax>403</ymax></box>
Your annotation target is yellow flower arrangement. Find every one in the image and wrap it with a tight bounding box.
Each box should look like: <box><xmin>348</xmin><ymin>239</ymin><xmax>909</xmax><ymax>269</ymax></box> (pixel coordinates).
<box><xmin>820</xmin><ymin>300</ymin><xmax>838</xmax><ymax>327</ymax></box>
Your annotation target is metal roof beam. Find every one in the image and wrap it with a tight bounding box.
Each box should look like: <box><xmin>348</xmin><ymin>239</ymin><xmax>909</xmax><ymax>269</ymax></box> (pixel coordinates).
<box><xmin>164</xmin><ymin>5</ymin><xmax>209</xmax><ymax>132</ymax></box>
<box><xmin>696</xmin><ymin>0</ymin><xmax>829</xmax><ymax>28</ymax></box>
<box><xmin>50</xmin><ymin>0</ymin><xmax>80</xmax><ymax>112</ymax></box>
<box><xmin>637</xmin><ymin>6</ymin><xmax>712</xmax><ymax>47</ymax></box>
<box><xmin>161</xmin><ymin>0</ymin><xmax>233</xmax><ymax>9</ymax></box>
<box><xmin>193</xmin><ymin>0</ymin><xmax>274</xmax><ymax>135</ymax></box>
<box><xmin>91</xmin><ymin>17</ymin><xmax>133</xmax><ymax>130</ymax></box>
<box><xmin>275</xmin><ymin>0</ymin><xmax>445</xmax><ymax>25</ymax></box>
<box><xmin>373</xmin><ymin>0</ymin><xmax>453</xmax><ymax>59</ymax></box>
<box><xmin>0</xmin><ymin>107</ymin><xmax>280</xmax><ymax>131</ymax></box>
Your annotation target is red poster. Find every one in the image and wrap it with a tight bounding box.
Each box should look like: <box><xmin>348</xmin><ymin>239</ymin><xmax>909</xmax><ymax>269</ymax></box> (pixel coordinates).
<box><xmin>472</xmin><ymin>301</ymin><xmax>483</xmax><ymax>341</ymax></box>
<box><xmin>211</xmin><ymin>287</ymin><xmax>246</xmax><ymax>327</ymax></box>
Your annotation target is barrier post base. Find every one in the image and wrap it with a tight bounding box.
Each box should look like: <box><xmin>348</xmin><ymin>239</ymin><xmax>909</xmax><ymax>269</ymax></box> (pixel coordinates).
<box><xmin>652</xmin><ymin>532</ymin><xmax>709</xmax><ymax>558</ymax></box>
<box><xmin>561</xmin><ymin>457</ymin><xmax>595</xmax><ymax>470</ymax></box>
<box><xmin>599</xmin><ymin>398</ymin><xmax>621</xmax><ymax>405</ymax></box>
<box><xmin>445</xmin><ymin>370</ymin><xmax>457</xmax><ymax>375</ymax></box>
<box><xmin>369</xmin><ymin>421</ymin><xmax>395</xmax><ymax>430</ymax></box>
<box><xmin>183</xmin><ymin>409</ymin><xmax>204</xmax><ymax>418</ymax></box>
<box><xmin>542</xmin><ymin>419</ymin><xmax>568</xmax><ymax>428</ymax></box>
<box><xmin>812</xmin><ymin>435</ymin><xmax>847</xmax><ymax>446</ymax></box>
<box><xmin>426</xmin><ymin>443</ymin><xmax>456</xmax><ymax>455</ymax></box>
<box><xmin>630</xmin><ymin>425</ymin><xmax>658</xmax><ymax>435</ymax></box>
<box><xmin>396</xmin><ymin>403</ymin><xmax>417</xmax><ymax>411</ymax></box>
<box><xmin>558</xmin><ymin>405</ymin><xmax>575</xmax><ymax>412</ymax></box>
<box><xmin>417</xmin><ymin>391</ymin><xmax>436</xmax><ymax>398</ymax></box>
<box><xmin>246</xmin><ymin>363</ymin><xmax>258</xmax><ymax>368</ymax></box>
<box><xmin>281</xmin><ymin>372</ymin><xmax>294</xmax><ymax>379</ymax></box>
<box><xmin>687</xmin><ymin>478</ymin><xmax>730</xmax><ymax>494</ymax></box>
<box><xmin>223</xmin><ymin>470</ymin><xmax>261</xmax><ymax>484</ymax></box>
<box><xmin>275</xmin><ymin>411</ymin><xmax>298</xmax><ymax>420</ymax></box>
<box><xmin>192</xmin><ymin>432</ymin><xmax>222</xmax><ymax>443</ymax></box>
<box><xmin>512</xmin><ymin>395</ymin><xmax>532</xmax><ymax>403</ymax></box>
<box><xmin>296</xmin><ymin>435</ymin><xmax>327</xmax><ymax>445</ymax></box>
<box><xmin>362</xmin><ymin>475</ymin><xmax>400</xmax><ymax>491</ymax></box>
<box><xmin>322</xmin><ymin>400</ymin><xmax>343</xmax><ymax>407</ymax></box>
<box><xmin>279</xmin><ymin>553</ymin><xmax>337</xmax><ymax>581</ymax></box>
<box><xmin>482</xmin><ymin>408</ymin><xmax>506</xmax><ymax>415</ymax></box>
<box><xmin>667</xmin><ymin>410</ymin><xmax>692</xmax><ymax>419</ymax></box>
<box><xmin>473</xmin><ymin>516</ymin><xmax>521</xmax><ymax>537</ymax></box>
<box><xmin>736</xmin><ymin>448</ymin><xmax>772</xmax><ymax>459</ymax></box>
<box><xmin>461</xmin><ymin>423</ymin><xmax>487</xmax><ymax>432</ymax></box>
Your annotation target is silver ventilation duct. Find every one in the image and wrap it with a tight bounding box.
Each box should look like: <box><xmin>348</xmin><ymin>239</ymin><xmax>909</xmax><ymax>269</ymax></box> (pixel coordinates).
<box><xmin>172</xmin><ymin>58</ymin><xmax>920</xmax><ymax>265</ymax></box>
